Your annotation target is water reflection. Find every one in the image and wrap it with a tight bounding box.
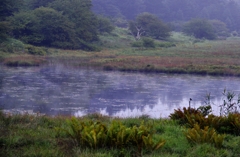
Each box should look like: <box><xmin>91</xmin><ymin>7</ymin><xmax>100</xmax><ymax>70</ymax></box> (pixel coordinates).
<box><xmin>0</xmin><ymin>65</ymin><xmax>240</xmax><ymax>118</ymax></box>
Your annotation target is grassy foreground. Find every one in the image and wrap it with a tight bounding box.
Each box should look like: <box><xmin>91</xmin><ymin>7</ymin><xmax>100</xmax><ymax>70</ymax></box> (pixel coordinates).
<box><xmin>1</xmin><ymin>111</ymin><xmax>240</xmax><ymax>157</ymax></box>
<box><xmin>1</xmin><ymin>30</ymin><xmax>240</xmax><ymax>76</ymax></box>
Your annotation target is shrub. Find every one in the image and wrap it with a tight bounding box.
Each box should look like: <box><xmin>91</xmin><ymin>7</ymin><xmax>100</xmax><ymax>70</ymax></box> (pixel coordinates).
<box><xmin>217</xmin><ymin>113</ymin><xmax>240</xmax><ymax>135</ymax></box>
<box><xmin>228</xmin><ymin>113</ymin><xmax>240</xmax><ymax>135</ymax></box>
<box><xmin>185</xmin><ymin>123</ymin><xmax>225</xmax><ymax>148</ymax></box>
<box><xmin>131</xmin><ymin>37</ymin><xmax>157</xmax><ymax>49</ymax></box>
<box><xmin>171</xmin><ymin>108</ymin><xmax>240</xmax><ymax>135</ymax></box>
<box><xmin>157</xmin><ymin>42</ymin><xmax>176</xmax><ymax>48</ymax></box>
<box><xmin>25</xmin><ymin>45</ymin><xmax>46</xmax><ymax>55</ymax></box>
<box><xmin>142</xmin><ymin>37</ymin><xmax>155</xmax><ymax>48</ymax></box>
<box><xmin>131</xmin><ymin>41</ymin><xmax>143</xmax><ymax>47</ymax></box>
<box><xmin>185</xmin><ymin>113</ymin><xmax>223</xmax><ymax>129</ymax></box>
<box><xmin>0</xmin><ymin>38</ymin><xmax>25</xmax><ymax>53</ymax></box>
<box><xmin>56</xmin><ymin>117</ymin><xmax>166</xmax><ymax>155</ymax></box>
<box><xmin>169</xmin><ymin>107</ymin><xmax>202</xmax><ymax>125</ymax></box>
<box><xmin>182</xmin><ymin>18</ymin><xmax>216</xmax><ymax>40</ymax></box>
<box><xmin>96</xmin><ymin>16</ymin><xmax>115</xmax><ymax>34</ymax></box>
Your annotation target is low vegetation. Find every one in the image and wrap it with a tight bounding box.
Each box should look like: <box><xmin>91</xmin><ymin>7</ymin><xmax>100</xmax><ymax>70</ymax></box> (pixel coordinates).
<box><xmin>1</xmin><ymin>106</ymin><xmax>240</xmax><ymax>157</ymax></box>
<box><xmin>1</xmin><ymin>30</ymin><xmax>240</xmax><ymax>77</ymax></box>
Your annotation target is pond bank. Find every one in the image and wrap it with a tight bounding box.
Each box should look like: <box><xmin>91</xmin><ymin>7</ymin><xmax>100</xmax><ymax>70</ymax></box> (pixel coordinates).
<box><xmin>2</xmin><ymin>52</ymin><xmax>240</xmax><ymax>77</ymax></box>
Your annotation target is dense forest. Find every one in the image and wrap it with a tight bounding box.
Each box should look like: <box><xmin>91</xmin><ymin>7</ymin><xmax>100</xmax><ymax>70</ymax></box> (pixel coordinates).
<box><xmin>0</xmin><ymin>0</ymin><xmax>114</xmax><ymax>50</ymax></box>
<box><xmin>1</xmin><ymin>0</ymin><xmax>240</xmax><ymax>50</ymax></box>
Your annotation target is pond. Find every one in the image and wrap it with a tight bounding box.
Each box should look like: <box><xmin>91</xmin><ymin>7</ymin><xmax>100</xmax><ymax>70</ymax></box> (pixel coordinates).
<box><xmin>0</xmin><ymin>64</ymin><xmax>240</xmax><ymax>118</ymax></box>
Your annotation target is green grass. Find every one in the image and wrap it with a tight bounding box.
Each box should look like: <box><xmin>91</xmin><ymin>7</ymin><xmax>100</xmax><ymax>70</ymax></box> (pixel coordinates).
<box><xmin>1</xmin><ymin>111</ymin><xmax>240</xmax><ymax>157</ymax></box>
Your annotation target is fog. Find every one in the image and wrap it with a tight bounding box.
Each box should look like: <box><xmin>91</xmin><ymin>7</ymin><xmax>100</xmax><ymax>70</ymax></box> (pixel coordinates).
<box><xmin>92</xmin><ymin>0</ymin><xmax>240</xmax><ymax>31</ymax></box>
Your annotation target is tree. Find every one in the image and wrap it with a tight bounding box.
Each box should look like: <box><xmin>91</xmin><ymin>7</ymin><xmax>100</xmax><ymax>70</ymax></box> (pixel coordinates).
<box><xmin>91</xmin><ymin>0</ymin><xmax>123</xmax><ymax>19</ymax></box>
<box><xmin>0</xmin><ymin>0</ymin><xmax>22</xmax><ymax>20</ymax></box>
<box><xmin>49</xmin><ymin>0</ymin><xmax>98</xmax><ymax>42</ymax></box>
<box><xmin>182</xmin><ymin>18</ymin><xmax>216</xmax><ymax>40</ymax></box>
<box><xmin>96</xmin><ymin>16</ymin><xmax>115</xmax><ymax>34</ymax></box>
<box><xmin>10</xmin><ymin>11</ymin><xmax>40</xmax><ymax>43</ymax></box>
<box><xmin>128</xmin><ymin>20</ymin><xmax>145</xmax><ymax>40</ymax></box>
<box><xmin>33</xmin><ymin>7</ymin><xmax>76</xmax><ymax>48</ymax></box>
<box><xmin>24</xmin><ymin>0</ymin><xmax>55</xmax><ymax>10</ymax></box>
<box><xmin>9</xmin><ymin>0</ymin><xmax>101</xmax><ymax>50</ymax></box>
<box><xmin>128</xmin><ymin>12</ymin><xmax>170</xmax><ymax>40</ymax></box>
<box><xmin>49</xmin><ymin>0</ymin><xmax>99</xmax><ymax>50</ymax></box>
<box><xmin>209</xmin><ymin>19</ymin><xmax>230</xmax><ymax>38</ymax></box>
<box><xmin>91</xmin><ymin>0</ymin><xmax>240</xmax><ymax>32</ymax></box>
<box><xmin>10</xmin><ymin>7</ymin><xmax>77</xmax><ymax>49</ymax></box>
<box><xmin>0</xmin><ymin>0</ymin><xmax>23</xmax><ymax>41</ymax></box>
<box><xmin>0</xmin><ymin>21</ymin><xmax>12</xmax><ymax>42</ymax></box>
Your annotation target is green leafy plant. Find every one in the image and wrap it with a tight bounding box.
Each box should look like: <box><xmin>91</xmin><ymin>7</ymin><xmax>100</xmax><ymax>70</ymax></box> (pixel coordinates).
<box><xmin>182</xmin><ymin>112</ymin><xmax>240</xmax><ymax>136</ymax></box>
<box><xmin>142</xmin><ymin>135</ymin><xmax>165</xmax><ymax>151</ymax></box>
<box><xmin>56</xmin><ymin>117</ymin><xmax>107</xmax><ymax>148</ymax></box>
<box><xmin>128</xmin><ymin>121</ymin><xmax>165</xmax><ymax>156</ymax></box>
<box><xmin>130</xmin><ymin>123</ymin><xmax>152</xmax><ymax>154</ymax></box>
<box><xmin>185</xmin><ymin>113</ymin><xmax>223</xmax><ymax>129</ymax></box>
<box><xmin>169</xmin><ymin>107</ymin><xmax>201</xmax><ymax>125</ymax></box>
<box><xmin>56</xmin><ymin>118</ymin><xmax>165</xmax><ymax>156</ymax></box>
<box><xmin>185</xmin><ymin>123</ymin><xmax>225</xmax><ymax>148</ymax></box>
<box><xmin>217</xmin><ymin>113</ymin><xmax>240</xmax><ymax>135</ymax></box>
<box><xmin>82</xmin><ymin>121</ymin><xmax>107</xmax><ymax>149</ymax></box>
<box><xmin>229</xmin><ymin>113</ymin><xmax>240</xmax><ymax>135</ymax></box>
<box><xmin>56</xmin><ymin>117</ymin><xmax>84</xmax><ymax>146</ymax></box>
<box><xmin>105</xmin><ymin>120</ymin><xmax>132</xmax><ymax>148</ymax></box>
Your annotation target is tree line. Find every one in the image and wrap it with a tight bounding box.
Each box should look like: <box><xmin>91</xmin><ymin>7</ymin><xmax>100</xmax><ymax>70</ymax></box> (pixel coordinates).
<box><xmin>128</xmin><ymin>12</ymin><xmax>229</xmax><ymax>41</ymax></box>
<box><xmin>92</xmin><ymin>0</ymin><xmax>240</xmax><ymax>32</ymax></box>
<box><xmin>1</xmin><ymin>0</ymin><xmax>238</xmax><ymax>51</ymax></box>
<box><xmin>0</xmin><ymin>0</ymin><xmax>114</xmax><ymax>50</ymax></box>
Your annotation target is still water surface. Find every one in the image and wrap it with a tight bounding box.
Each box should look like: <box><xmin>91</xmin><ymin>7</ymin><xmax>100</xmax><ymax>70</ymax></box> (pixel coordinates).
<box><xmin>1</xmin><ymin>65</ymin><xmax>240</xmax><ymax>118</ymax></box>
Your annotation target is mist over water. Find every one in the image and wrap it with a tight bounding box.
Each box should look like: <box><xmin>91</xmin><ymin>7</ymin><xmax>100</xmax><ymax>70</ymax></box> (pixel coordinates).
<box><xmin>0</xmin><ymin>65</ymin><xmax>240</xmax><ymax>118</ymax></box>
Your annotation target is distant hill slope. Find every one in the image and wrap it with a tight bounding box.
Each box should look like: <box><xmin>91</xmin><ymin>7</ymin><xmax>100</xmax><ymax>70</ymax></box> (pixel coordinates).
<box><xmin>91</xmin><ymin>0</ymin><xmax>240</xmax><ymax>32</ymax></box>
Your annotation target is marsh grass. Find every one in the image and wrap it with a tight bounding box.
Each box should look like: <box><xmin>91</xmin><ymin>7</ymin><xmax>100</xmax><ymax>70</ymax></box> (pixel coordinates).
<box><xmin>1</xmin><ymin>111</ymin><xmax>240</xmax><ymax>157</ymax></box>
<box><xmin>43</xmin><ymin>36</ymin><xmax>240</xmax><ymax>76</ymax></box>
<box><xmin>0</xmin><ymin>113</ymin><xmax>63</xmax><ymax>157</ymax></box>
<box><xmin>2</xmin><ymin>54</ymin><xmax>46</xmax><ymax>66</ymax></box>
<box><xmin>1</xmin><ymin>31</ymin><xmax>240</xmax><ymax>76</ymax></box>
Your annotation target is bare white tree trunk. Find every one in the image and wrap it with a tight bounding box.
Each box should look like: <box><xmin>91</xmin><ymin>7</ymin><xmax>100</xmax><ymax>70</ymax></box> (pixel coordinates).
<box><xmin>135</xmin><ymin>26</ymin><xmax>145</xmax><ymax>40</ymax></box>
